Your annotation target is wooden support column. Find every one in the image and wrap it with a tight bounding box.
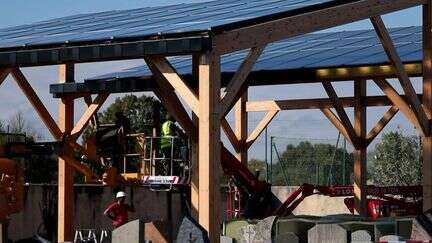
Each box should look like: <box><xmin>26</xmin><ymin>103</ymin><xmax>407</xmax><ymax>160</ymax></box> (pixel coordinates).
<box><xmin>57</xmin><ymin>64</ymin><xmax>75</xmax><ymax>243</ymax></box>
<box><xmin>191</xmin><ymin>54</ymin><xmax>200</xmax><ymax>220</ymax></box>
<box><xmin>353</xmin><ymin>80</ymin><xmax>367</xmax><ymax>216</ymax></box>
<box><xmin>423</xmin><ymin>2</ymin><xmax>432</xmax><ymax>211</ymax></box>
<box><xmin>235</xmin><ymin>91</ymin><xmax>248</xmax><ymax>164</ymax></box>
<box><xmin>198</xmin><ymin>52</ymin><xmax>221</xmax><ymax>242</ymax></box>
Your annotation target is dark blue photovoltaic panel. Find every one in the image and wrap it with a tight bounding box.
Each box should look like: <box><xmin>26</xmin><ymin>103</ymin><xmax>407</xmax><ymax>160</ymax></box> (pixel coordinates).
<box><xmin>0</xmin><ymin>0</ymin><xmax>340</xmax><ymax>50</ymax></box>
<box><xmin>88</xmin><ymin>26</ymin><xmax>423</xmax><ymax>82</ymax></box>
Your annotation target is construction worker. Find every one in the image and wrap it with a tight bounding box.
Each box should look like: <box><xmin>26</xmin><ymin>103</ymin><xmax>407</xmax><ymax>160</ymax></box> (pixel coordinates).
<box><xmin>104</xmin><ymin>191</ymin><xmax>135</xmax><ymax>228</ymax></box>
<box><xmin>159</xmin><ymin>114</ymin><xmax>186</xmax><ymax>175</ymax></box>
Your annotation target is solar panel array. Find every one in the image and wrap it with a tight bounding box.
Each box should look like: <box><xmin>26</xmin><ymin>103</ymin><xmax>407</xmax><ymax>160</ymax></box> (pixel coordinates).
<box><xmin>0</xmin><ymin>0</ymin><xmax>335</xmax><ymax>50</ymax></box>
<box><xmin>89</xmin><ymin>26</ymin><xmax>422</xmax><ymax>81</ymax></box>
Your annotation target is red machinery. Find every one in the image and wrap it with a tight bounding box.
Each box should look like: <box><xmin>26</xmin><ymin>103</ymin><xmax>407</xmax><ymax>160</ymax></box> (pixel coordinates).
<box><xmin>221</xmin><ymin>146</ymin><xmax>422</xmax><ymax>220</ymax></box>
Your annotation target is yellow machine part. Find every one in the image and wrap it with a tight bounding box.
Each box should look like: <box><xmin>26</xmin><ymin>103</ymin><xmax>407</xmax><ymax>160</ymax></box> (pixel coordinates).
<box><xmin>0</xmin><ymin>158</ymin><xmax>24</xmax><ymax>222</ymax></box>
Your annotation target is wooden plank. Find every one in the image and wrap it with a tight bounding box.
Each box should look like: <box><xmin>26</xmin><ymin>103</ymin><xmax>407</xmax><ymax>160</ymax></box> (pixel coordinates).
<box><xmin>70</xmin><ymin>94</ymin><xmax>108</xmax><ymax>139</ymax></box>
<box><xmin>220</xmin><ymin>46</ymin><xmax>264</xmax><ymax>117</ymax></box>
<box><xmin>145</xmin><ymin>56</ymin><xmax>199</xmax><ymax>115</ymax></box>
<box><xmin>57</xmin><ymin>64</ymin><xmax>75</xmax><ymax>243</ymax></box>
<box><xmin>322</xmin><ymin>81</ymin><xmax>358</xmax><ymax>147</ymax></box>
<box><xmin>221</xmin><ymin>118</ymin><xmax>241</xmax><ymax>152</ymax></box>
<box><xmin>198</xmin><ymin>52</ymin><xmax>221</xmax><ymax>242</ymax></box>
<box><xmin>320</xmin><ymin>108</ymin><xmax>353</xmax><ymax>145</ymax></box>
<box><xmin>235</xmin><ymin>91</ymin><xmax>248</xmax><ymax>164</ymax></box>
<box><xmin>213</xmin><ymin>0</ymin><xmax>425</xmax><ymax>53</ymax></box>
<box><xmin>373</xmin><ymin>78</ymin><xmax>425</xmax><ymax>136</ymax></box>
<box><xmin>366</xmin><ymin>106</ymin><xmax>398</xmax><ymax>145</ymax></box>
<box><xmin>353</xmin><ymin>80</ymin><xmax>367</xmax><ymax>216</ymax></box>
<box><xmin>423</xmin><ymin>2</ymin><xmax>432</xmax><ymax>211</ymax></box>
<box><xmin>371</xmin><ymin>15</ymin><xmax>429</xmax><ymax>135</ymax></box>
<box><xmin>246</xmin><ymin>110</ymin><xmax>278</xmax><ymax>149</ymax></box>
<box><xmin>11</xmin><ymin>68</ymin><xmax>63</xmax><ymax>140</ymax></box>
<box><xmin>153</xmin><ymin>82</ymin><xmax>195</xmax><ymax>137</ymax></box>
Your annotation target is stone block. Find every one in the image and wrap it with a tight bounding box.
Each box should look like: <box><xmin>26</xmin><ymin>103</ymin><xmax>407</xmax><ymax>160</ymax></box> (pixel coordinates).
<box><xmin>411</xmin><ymin>218</ymin><xmax>432</xmax><ymax>240</ymax></box>
<box><xmin>275</xmin><ymin>218</ymin><xmax>315</xmax><ymax>242</ymax></box>
<box><xmin>239</xmin><ymin>216</ymin><xmax>276</xmax><ymax>243</ymax></box>
<box><xmin>220</xmin><ymin>236</ymin><xmax>234</xmax><ymax>243</ymax></box>
<box><xmin>175</xmin><ymin>216</ymin><xmax>209</xmax><ymax>243</ymax></box>
<box><xmin>379</xmin><ymin>235</ymin><xmax>401</xmax><ymax>241</ymax></box>
<box><xmin>274</xmin><ymin>232</ymin><xmax>299</xmax><ymax>243</ymax></box>
<box><xmin>112</xmin><ymin>219</ymin><xmax>144</xmax><ymax>243</ymax></box>
<box><xmin>308</xmin><ymin>224</ymin><xmax>348</xmax><ymax>243</ymax></box>
<box><xmin>351</xmin><ymin>230</ymin><xmax>372</xmax><ymax>243</ymax></box>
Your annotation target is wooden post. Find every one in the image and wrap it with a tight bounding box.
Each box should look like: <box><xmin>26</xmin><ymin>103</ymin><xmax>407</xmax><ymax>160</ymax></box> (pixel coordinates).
<box><xmin>423</xmin><ymin>2</ymin><xmax>432</xmax><ymax>211</ymax></box>
<box><xmin>353</xmin><ymin>80</ymin><xmax>367</xmax><ymax>216</ymax></box>
<box><xmin>58</xmin><ymin>64</ymin><xmax>75</xmax><ymax>243</ymax></box>
<box><xmin>235</xmin><ymin>90</ymin><xmax>248</xmax><ymax>164</ymax></box>
<box><xmin>191</xmin><ymin>54</ymin><xmax>200</xmax><ymax>220</ymax></box>
<box><xmin>198</xmin><ymin>52</ymin><xmax>221</xmax><ymax>242</ymax></box>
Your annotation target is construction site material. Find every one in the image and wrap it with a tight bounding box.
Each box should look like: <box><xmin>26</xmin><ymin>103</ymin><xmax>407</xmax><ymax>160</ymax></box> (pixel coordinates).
<box><xmin>144</xmin><ymin>221</ymin><xmax>171</xmax><ymax>243</ymax></box>
<box><xmin>351</xmin><ymin>230</ymin><xmax>372</xmax><ymax>243</ymax></box>
<box><xmin>239</xmin><ymin>216</ymin><xmax>276</xmax><ymax>242</ymax></box>
<box><xmin>112</xmin><ymin>220</ymin><xmax>144</xmax><ymax>243</ymax></box>
<box><xmin>175</xmin><ymin>216</ymin><xmax>209</xmax><ymax>243</ymax></box>
<box><xmin>308</xmin><ymin>224</ymin><xmax>348</xmax><ymax>243</ymax></box>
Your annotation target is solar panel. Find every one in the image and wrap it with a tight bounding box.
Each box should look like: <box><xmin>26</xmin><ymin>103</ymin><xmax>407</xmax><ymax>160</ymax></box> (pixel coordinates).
<box><xmin>87</xmin><ymin>26</ymin><xmax>422</xmax><ymax>81</ymax></box>
<box><xmin>0</xmin><ymin>0</ymin><xmax>343</xmax><ymax>50</ymax></box>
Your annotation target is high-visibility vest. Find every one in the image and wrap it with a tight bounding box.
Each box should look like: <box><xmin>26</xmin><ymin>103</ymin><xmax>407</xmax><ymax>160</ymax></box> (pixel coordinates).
<box><xmin>161</xmin><ymin>121</ymin><xmax>173</xmax><ymax>149</ymax></box>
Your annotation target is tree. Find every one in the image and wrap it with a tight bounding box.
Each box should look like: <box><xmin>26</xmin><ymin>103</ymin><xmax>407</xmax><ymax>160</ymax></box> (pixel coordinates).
<box><xmin>370</xmin><ymin>131</ymin><xmax>421</xmax><ymax>186</ymax></box>
<box><xmin>247</xmin><ymin>159</ymin><xmax>267</xmax><ymax>181</ymax></box>
<box><xmin>270</xmin><ymin>141</ymin><xmax>354</xmax><ymax>186</ymax></box>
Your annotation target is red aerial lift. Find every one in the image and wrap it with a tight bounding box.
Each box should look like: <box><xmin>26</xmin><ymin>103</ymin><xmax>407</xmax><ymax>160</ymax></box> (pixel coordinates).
<box><xmin>221</xmin><ymin>145</ymin><xmax>423</xmax><ymax>220</ymax></box>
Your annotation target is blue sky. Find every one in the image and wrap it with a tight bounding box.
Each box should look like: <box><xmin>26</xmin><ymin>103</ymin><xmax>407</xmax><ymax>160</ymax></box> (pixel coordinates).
<box><xmin>0</xmin><ymin>1</ymin><xmax>424</xmax><ymax>160</ymax></box>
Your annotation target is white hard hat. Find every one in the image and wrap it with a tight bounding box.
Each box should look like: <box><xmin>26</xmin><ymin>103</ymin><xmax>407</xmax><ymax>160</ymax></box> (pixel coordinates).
<box><xmin>116</xmin><ymin>191</ymin><xmax>126</xmax><ymax>198</ymax></box>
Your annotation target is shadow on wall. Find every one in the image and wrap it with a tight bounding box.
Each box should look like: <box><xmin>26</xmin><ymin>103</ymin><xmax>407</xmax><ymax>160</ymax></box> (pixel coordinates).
<box><xmin>8</xmin><ymin>185</ymin><xmax>182</xmax><ymax>242</ymax></box>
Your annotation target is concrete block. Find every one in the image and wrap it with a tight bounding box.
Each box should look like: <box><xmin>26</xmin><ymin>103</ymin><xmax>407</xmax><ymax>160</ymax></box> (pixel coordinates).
<box><xmin>274</xmin><ymin>232</ymin><xmax>299</xmax><ymax>243</ymax></box>
<box><xmin>275</xmin><ymin>218</ymin><xmax>315</xmax><ymax>242</ymax></box>
<box><xmin>351</xmin><ymin>230</ymin><xmax>372</xmax><ymax>243</ymax></box>
<box><xmin>374</xmin><ymin>221</ymin><xmax>396</xmax><ymax>239</ymax></box>
<box><xmin>308</xmin><ymin>224</ymin><xmax>348</xmax><ymax>243</ymax></box>
<box><xmin>411</xmin><ymin>218</ymin><xmax>432</xmax><ymax>240</ymax></box>
<box><xmin>379</xmin><ymin>235</ymin><xmax>401</xmax><ymax>241</ymax></box>
<box><xmin>112</xmin><ymin>219</ymin><xmax>144</xmax><ymax>243</ymax></box>
<box><xmin>220</xmin><ymin>236</ymin><xmax>234</xmax><ymax>243</ymax></box>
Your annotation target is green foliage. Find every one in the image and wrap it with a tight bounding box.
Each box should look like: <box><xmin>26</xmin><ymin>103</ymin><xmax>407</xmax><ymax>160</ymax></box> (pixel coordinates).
<box><xmin>270</xmin><ymin>141</ymin><xmax>353</xmax><ymax>186</ymax></box>
<box><xmin>370</xmin><ymin>131</ymin><xmax>421</xmax><ymax>186</ymax></box>
<box><xmin>247</xmin><ymin>159</ymin><xmax>267</xmax><ymax>181</ymax></box>
<box><xmin>82</xmin><ymin>94</ymin><xmax>166</xmax><ymax>143</ymax></box>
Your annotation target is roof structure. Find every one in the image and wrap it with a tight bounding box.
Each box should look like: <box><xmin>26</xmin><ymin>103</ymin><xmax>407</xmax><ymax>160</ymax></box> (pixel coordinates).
<box><xmin>50</xmin><ymin>26</ymin><xmax>423</xmax><ymax>96</ymax></box>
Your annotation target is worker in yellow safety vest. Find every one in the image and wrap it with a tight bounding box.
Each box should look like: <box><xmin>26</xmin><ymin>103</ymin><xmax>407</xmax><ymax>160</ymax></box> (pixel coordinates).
<box><xmin>159</xmin><ymin>114</ymin><xmax>187</xmax><ymax>175</ymax></box>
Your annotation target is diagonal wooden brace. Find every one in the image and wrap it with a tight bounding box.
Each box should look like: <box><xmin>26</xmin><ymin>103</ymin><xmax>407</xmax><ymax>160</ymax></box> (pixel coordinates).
<box><xmin>70</xmin><ymin>93</ymin><xmax>109</xmax><ymax>140</ymax></box>
<box><xmin>220</xmin><ymin>46</ymin><xmax>265</xmax><ymax>117</ymax></box>
<box><xmin>221</xmin><ymin>118</ymin><xmax>241</xmax><ymax>152</ymax></box>
<box><xmin>145</xmin><ymin>56</ymin><xmax>200</xmax><ymax>116</ymax></box>
<box><xmin>246</xmin><ymin>110</ymin><xmax>278</xmax><ymax>149</ymax></box>
<box><xmin>366</xmin><ymin>106</ymin><xmax>398</xmax><ymax>146</ymax></box>
<box><xmin>322</xmin><ymin>81</ymin><xmax>359</xmax><ymax>147</ymax></box>
<box><xmin>371</xmin><ymin>15</ymin><xmax>429</xmax><ymax>135</ymax></box>
<box><xmin>320</xmin><ymin>108</ymin><xmax>355</xmax><ymax>147</ymax></box>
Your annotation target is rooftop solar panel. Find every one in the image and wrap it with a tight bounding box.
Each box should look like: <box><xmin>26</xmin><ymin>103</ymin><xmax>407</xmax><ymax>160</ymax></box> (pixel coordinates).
<box><xmin>87</xmin><ymin>26</ymin><xmax>422</xmax><ymax>81</ymax></box>
<box><xmin>0</xmin><ymin>0</ymin><xmax>348</xmax><ymax>50</ymax></box>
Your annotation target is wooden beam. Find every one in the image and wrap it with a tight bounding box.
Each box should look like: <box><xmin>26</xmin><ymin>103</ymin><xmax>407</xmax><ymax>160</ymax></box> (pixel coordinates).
<box><xmin>366</xmin><ymin>106</ymin><xmax>398</xmax><ymax>145</ymax></box>
<box><xmin>83</xmin><ymin>95</ymin><xmax>99</xmax><ymax>127</ymax></box>
<box><xmin>213</xmin><ymin>0</ymin><xmax>425</xmax><ymax>53</ymax></box>
<box><xmin>320</xmin><ymin>108</ymin><xmax>353</xmax><ymax>145</ymax></box>
<box><xmin>59</xmin><ymin>151</ymin><xmax>98</xmax><ymax>179</ymax></box>
<box><xmin>57</xmin><ymin>64</ymin><xmax>75</xmax><ymax>243</ymax></box>
<box><xmin>11</xmin><ymin>68</ymin><xmax>63</xmax><ymax>140</ymax></box>
<box><xmin>191</xmin><ymin>54</ymin><xmax>199</xmax><ymax>220</ymax></box>
<box><xmin>373</xmin><ymin>78</ymin><xmax>425</xmax><ymax>136</ymax></box>
<box><xmin>198</xmin><ymin>52</ymin><xmax>221</xmax><ymax>242</ymax></box>
<box><xmin>70</xmin><ymin>94</ymin><xmax>108</xmax><ymax>139</ymax></box>
<box><xmin>220</xmin><ymin>46</ymin><xmax>264</xmax><ymax>117</ymax></box>
<box><xmin>235</xmin><ymin>91</ymin><xmax>248</xmax><ymax>164</ymax></box>
<box><xmin>246</xmin><ymin>110</ymin><xmax>278</xmax><ymax>149</ymax></box>
<box><xmin>353</xmin><ymin>80</ymin><xmax>368</xmax><ymax>216</ymax></box>
<box><xmin>145</xmin><ymin>56</ymin><xmax>199</xmax><ymax>115</ymax></box>
<box><xmin>153</xmin><ymin>82</ymin><xmax>195</xmax><ymax>137</ymax></box>
<box><xmin>423</xmin><ymin>2</ymin><xmax>432</xmax><ymax>212</ymax></box>
<box><xmin>371</xmin><ymin>15</ymin><xmax>429</xmax><ymax>135</ymax></box>
<box><xmin>322</xmin><ymin>81</ymin><xmax>358</xmax><ymax>147</ymax></box>
<box><xmin>0</xmin><ymin>68</ymin><xmax>10</xmax><ymax>86</ymax></box>
<box><xmin>221</xmin><ymin>118</ymin><xmax>241</xmax><ymax>152</ymax></box>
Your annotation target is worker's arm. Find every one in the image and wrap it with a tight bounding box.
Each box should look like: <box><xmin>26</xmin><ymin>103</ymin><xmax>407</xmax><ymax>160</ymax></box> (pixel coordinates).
<box><xmin>103</xmin><ymin>204</ymin><xmax>116</xmax><ymax>220</ymax></box>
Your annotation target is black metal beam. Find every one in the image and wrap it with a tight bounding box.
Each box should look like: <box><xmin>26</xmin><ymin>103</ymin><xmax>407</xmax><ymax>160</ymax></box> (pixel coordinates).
<box><xmin>0</xmin><ymin>36</ymin><xmax>211</xmax><ymax>68</ymax></box>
